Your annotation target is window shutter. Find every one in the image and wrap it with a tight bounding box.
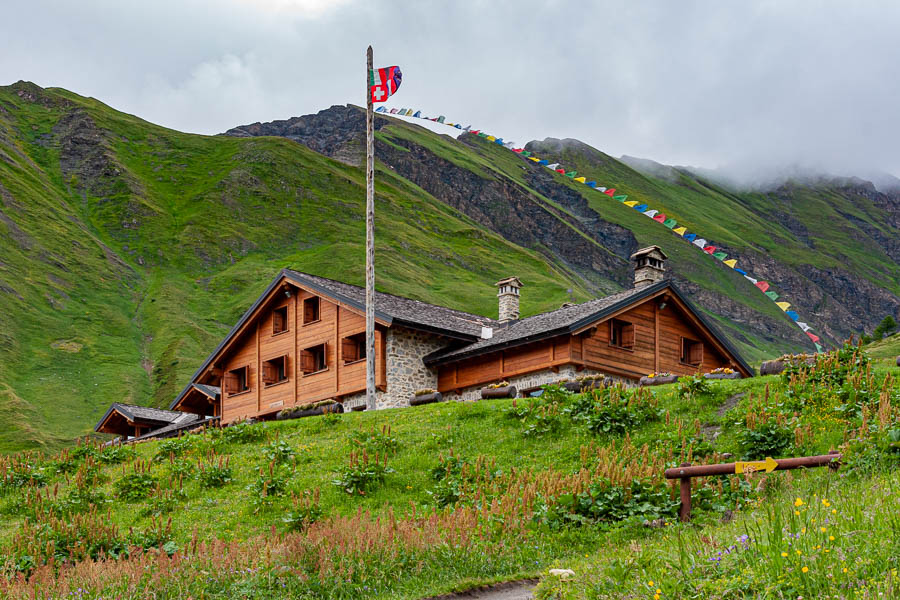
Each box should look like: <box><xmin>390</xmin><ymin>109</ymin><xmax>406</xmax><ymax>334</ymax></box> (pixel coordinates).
<box><xmin>262</xmin><ymin>362</ymin><xmax>276</xmax><ymax>384</ymax></box>
<box><xmin>342</xmin><ymin>337</ymin><xmax>357</xmax><ymax>362</ymax></box>
<box><xmin>689</xmin><ymin>342</ymin><xmax>704</xmax><ymax>365</ymax></box>
<box><xmin>301</xmin><ymin>349</ymin><xmax>315</xmax><ymax>374</ymax></box>
<box><xmin>224</xmin><ymin>372</ymin><xmax>238</xmax><ymax>394</ymax></box>
<box><xmin>622</xmin><ymin>323</ymin><xmax>635</xmax><ymax>348</ymax></box>
<box><xmin>322</xmin><ymin>343</ymin><xmax>329</xmax><ymax>369</ymax></box>
<box><xmin>304</xmin><ymin>298</ymin><xmax>317</xmax><ymax>322</ymax></box>
<box><xmin>273</xmin><ymin>310</ymin><xmax>284</xmax><ymax>333</ymax></box>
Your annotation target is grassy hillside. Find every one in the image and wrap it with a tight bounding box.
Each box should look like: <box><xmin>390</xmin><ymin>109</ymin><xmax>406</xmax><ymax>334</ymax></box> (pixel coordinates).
<box><xmin>0</xmin><ymin>343</ymin><xmax>896</xmax><ymax>598</ymax></box>
<box><xmin>866</xmin><ymin>332</ymin><xmax>900</xmax><ymax>369</ymax></box>
<box><xmin>1</xmin><ymin>80</ymin><xmax>898</xmax><ymax>453</ymax></box>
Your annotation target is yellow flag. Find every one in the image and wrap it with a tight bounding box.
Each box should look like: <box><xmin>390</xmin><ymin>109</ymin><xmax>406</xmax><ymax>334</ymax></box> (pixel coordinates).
<box><xmin>486</xmin><ymin>135</ymin><xmax>496</xmax><ymax>142</ymax></box>
<box><xmin>673</xmin><ymin>227</ymin><xmax>687</xmax><ymax>236</ymax></box>
<box><xmin>776</xmin><ymin>301</ymin><xmax>791</xmax><ymax>311</ymax></box>
<box><xmin>574</xmin><ymin>176</ymin><xmax>586</xmax><ymax>183</ymax></box>
<box><xmin>528</xmin><ymin>157</ymin><xmax>540</xmax><ymax>162</ymax></box>
<box><xmin>723</xmin><ymin>259</ymin><xmax>737</xmax><ymax>268</ymax></box>
<box><xmin>623</xmin><ymin>200</ymin><xmax>639</xmax><ymax>207</ymax></box>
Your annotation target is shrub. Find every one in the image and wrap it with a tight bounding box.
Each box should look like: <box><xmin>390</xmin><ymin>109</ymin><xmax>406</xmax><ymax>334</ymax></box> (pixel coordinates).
<box><xmin>153</xmin><ymin>436</ymin><xmax>194</xmax><ymax>462</ymax></box>
<box><xmin>350</xmin><ymin>424</ymin><xmax>400</xmax><ymax>455</ymax></box>
<box><xmin>533</xmin><ymin>478</ymin><xmax>679</xmax><ymax>529</ymax></box>
<box><xmin>738</xmin><ymin>421</ymin><xmax>795</xmax><ymax>459</ymax></box>
<box><xmin>282</xmin><ymin>490</ymin><xmax>323</xmax><ymax>532</ymax></box>
<box><xmin>220</xmin><ymin>421</ymin><xmax>266</xmax><ymax>444</ymax></box>
<box><xmin>569</xmin><ymin>386</ymin><xmax>661</xmax><ymax>435</ymax></box>
<box><xmin>321</xmin><ymin>405</ymin><xmax>342</xmax><ymax>426</ymax></box>
<box><xmin>196</xmin><ymin>455</ymin><xmax>232</xmax><ymax>489</ymax></box>
<box><xmin>0</xmin><ymin>459</ymin><xmax>49</xmax><ymax>493</ymax></box>
<box><xmin>677</xmin><ymin>373</ymin><xmax>712</xmax><ymax>399</ymax></box>
<box><xmin>97</xmin><ymin>444</ymin><xmax>136</xmax><ymax>465</ymax></box>
<box><xmin>262</xmin><ymin>439</ymin><xmax>296</xmax><ymax>466</ymax></box>
<box><xmin>428</xmin><ymin>453</ymin><xmax>500</xmax><ymax>508</ymax></box>
<box><xmin>247</xmin><ymin>462</ymin><xmax>291</xmax><ymax>508</ymax></box>
<box><xmin>332</xmin><ymin>451</ymin><xmax>392</xmax><ymax>496</ymax></box>
<box><xmin>114</xmin><ymin>462</ymin><xmax>157</xmax><ymax>502</ymax></box>
<box><xmin>141</xmin><ymin>482</ymin><xmax>186</xmax><ymax>517</ymax></box>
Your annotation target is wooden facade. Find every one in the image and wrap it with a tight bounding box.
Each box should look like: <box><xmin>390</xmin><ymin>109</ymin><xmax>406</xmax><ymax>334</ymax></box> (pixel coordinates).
<box><xmin>181</xmin><ymin>282</ymin><xmax>388</xmax><ymax>424</ymax></box>
<box><xmin>437</xmin><ymin>287</ymin><xmax>747</xmax><ymax>393</ymax></box>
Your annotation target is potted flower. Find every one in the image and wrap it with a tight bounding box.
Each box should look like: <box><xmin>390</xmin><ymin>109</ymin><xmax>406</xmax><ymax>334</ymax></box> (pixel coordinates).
<box><xmin>410</xmin><ymin>388</ymin><xmax>443</xmax><ymax>406</ymax></box>
<box><xmin>576</xmin><ymin>373</ymin><xmax>609</xmax><ymax>392</ymax></box>
<box><xmin>704</xmin><ymin>366</ymin><xmax>742</xmax><ymax>380</ymax></box>
<box><xmin>275</xmin><ymin>399</ymin><xmax>343</xmax><ymax>420</ymax></box>
<box><xmin>639</xmin><ymin>372</ymin><xmax>678</xmax><ymax>386</ymax></box>
<box><xmin>480</xmin><ymin>381</ymin><xmax>517</xmax><ymax>399</ymax></box>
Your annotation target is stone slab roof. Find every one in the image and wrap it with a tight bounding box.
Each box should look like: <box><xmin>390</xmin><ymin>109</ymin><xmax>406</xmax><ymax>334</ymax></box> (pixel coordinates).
<box><xmin>95</xmin><ymin>403</ymin><xmax>199</xmax><ymax>433</ymax></box>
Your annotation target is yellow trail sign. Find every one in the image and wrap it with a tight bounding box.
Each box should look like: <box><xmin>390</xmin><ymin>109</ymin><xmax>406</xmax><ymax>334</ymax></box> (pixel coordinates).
<box><xmin>734</xmin><ymin>456</ymin><xmax>778</xmax><ymax>474</ymax></box>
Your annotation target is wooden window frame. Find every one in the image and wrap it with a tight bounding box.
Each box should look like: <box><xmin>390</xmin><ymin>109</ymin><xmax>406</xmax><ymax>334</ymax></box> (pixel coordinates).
<box><xmin>302</xmin><ymin>297</ymin><xmax>321</xmax><ymax>326</ymax></box>
<box><xmin>341</xmin><ymin>332</ymin><xmax>367</xmax><ymax>365</ymax></box>
<box><xmin>262</xmin><ymin>355</ymin><xmax>289</xmax><ymax>387</ymax></box>
<box><xmin>300</xmin><ymin>343</ymin><xmax>328</xmax><ymax>376</ymax></box>
<box><xmin>681</xmin><ymin>337</ymin><xmax>704</xmax><ymax>367</ymax></box>
<box><xmin>272</xmin><ymin>306</ymin><xmax>289</xmax><ymax>336</ymax></box>
<box><xmin>224</xmin><ymin>365</ymin><xmax>250</xmax><ymax>396</ymax></box>
<box><xmin>608</xmin><ymin>318</ymin><xmax>635</xmax><ymax>351</ymax></box>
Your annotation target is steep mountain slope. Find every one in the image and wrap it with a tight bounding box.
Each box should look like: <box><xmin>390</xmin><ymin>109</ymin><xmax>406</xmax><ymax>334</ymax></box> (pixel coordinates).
<box><xmin>0</xmin><ymin>82</ymin><xmax>600</xmax><ymax>452</ymax></box>
<box><xmin>1</xmin><ymin>81</ymin><xmax>898</xmax><ymax>452</ymax></box>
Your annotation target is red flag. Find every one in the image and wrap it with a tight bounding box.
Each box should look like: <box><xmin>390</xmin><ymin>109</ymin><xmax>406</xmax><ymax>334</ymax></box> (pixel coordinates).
<box><xmin>755</xmin><ymin>281</ymin><xmax>770</xmax><ymax>293</ymax></box>
<box><xmin>555</xmin><ymin>168</ymin><xmax>565</xmax><ymax>174</ymax></box>
<box><xmin>653</xmin><ymin>214</ymin><xmax>666</xmax><ymax>223</ymax></box>
<box><xmin>604</xmin><ymin>188</ymin><xmax>616</xmax><ymax>196</ymax></box>
<box><xmin>703</xmin><ymin>246</ymin><xmax>716</xmax><ymax>254</ymax></box>
<box><xmin>806</xmin><ymin>331</ymin><xmax>820</xmax><ymax>343</ymax></box>
<box><xmin>369</xmin><ymin>66</ymin><xmax>402</xmax><ymax>103</ymax></box>
<box><xmin>512</xmin><ymin>148</ymin><xmax>523</xmax><ymax>153</ymax></box>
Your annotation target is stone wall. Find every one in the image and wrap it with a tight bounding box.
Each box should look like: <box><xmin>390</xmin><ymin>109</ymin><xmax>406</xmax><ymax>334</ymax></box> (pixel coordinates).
<box><xmin>342</xmin><ymin>325</ymin><xmax>446</xmax><ymax>410</ymax></box>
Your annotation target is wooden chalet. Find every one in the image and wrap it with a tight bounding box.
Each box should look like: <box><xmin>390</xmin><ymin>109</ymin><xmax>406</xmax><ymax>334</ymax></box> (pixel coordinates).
<box><xmin>95</xmin><ymin>246</ymin><xmax>753</xmax><ymax>440</ymax></box>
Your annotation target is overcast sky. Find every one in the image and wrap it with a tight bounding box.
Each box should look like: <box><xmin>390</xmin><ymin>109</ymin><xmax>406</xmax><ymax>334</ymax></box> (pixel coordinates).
<box><xmin>3</xmin><ymin>0</ymin><xmax>899</xmax><ymax>180</ymax></box>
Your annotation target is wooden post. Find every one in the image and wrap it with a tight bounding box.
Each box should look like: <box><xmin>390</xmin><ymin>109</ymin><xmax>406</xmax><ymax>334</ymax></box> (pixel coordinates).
<box><xmin>365</xmin><ymin>45</ymin><xmax>376</xmax><ymax>412</ymax></box>
<box><xmin>678</xmin><ymin>462</ymin><xmax>692</xmax><ymax>522</ymax></box>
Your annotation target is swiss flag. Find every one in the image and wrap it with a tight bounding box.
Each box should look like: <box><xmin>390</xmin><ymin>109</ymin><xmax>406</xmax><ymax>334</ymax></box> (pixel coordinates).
<box><xmin>370</xmin><ymin>66</ymin><xmax>402</xmax><ymax>103</ymax></box>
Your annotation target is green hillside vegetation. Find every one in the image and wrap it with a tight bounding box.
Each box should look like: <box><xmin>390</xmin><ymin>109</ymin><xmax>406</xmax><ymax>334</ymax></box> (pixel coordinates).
<box><xmin>0</xmin><ymin>343</ymin><xmax>896</xmax><ymax>598</ymax></box>
<box><xmin>1</xmin><ymin>81</ymin><xmax>898</xmax><ymax>454</ymax></box>
<box><xmin>865</xmin><ymin>332</ymin><xmax>900</xmax><ymax>369</ymax></box>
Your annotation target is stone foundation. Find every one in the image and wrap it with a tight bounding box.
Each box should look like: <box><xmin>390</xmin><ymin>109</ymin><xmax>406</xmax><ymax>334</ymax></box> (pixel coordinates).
<box><xmin>441</xmin><ymin>366</ymin><xmax>635</xmax><ymax>403</ymax></box>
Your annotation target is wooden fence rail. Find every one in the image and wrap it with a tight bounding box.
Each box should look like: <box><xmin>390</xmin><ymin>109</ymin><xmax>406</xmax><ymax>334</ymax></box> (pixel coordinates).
<box><xmin>663</xmin><ymin>451</ymin><xmax>842</xmax><ymax>522</ymax></box>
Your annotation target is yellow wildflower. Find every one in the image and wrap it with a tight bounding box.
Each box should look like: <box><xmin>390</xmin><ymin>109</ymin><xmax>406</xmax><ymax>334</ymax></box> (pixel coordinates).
<box><xmin>802</xmin><ymin>566</ymin><xmax>809</xmax><ymax>573</ymax></box>
<box><xmin>820</xmin><ymin>527</ymin><xmax>826</xmax><ymax>532</ymax></box>
<box><xmin>829</xmin><ymin>535</ymin><xmax>835</xmax><ymax>541</ymax></box>
<box><xmin>781</xmin><ymin>552</ymin><xmax>788</xmax><ymax>557</ymax></box>
<box><xmin>794</xmin><ymin>498</ymin><xmax>804</xmax><ymax>507</ymax></box>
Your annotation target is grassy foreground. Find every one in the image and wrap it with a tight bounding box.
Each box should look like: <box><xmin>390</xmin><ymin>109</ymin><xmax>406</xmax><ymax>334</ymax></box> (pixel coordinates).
<box><xmin>0</xmin><ymin>343</ymin><xmax>897</xmax><ymax>598</ymax></box>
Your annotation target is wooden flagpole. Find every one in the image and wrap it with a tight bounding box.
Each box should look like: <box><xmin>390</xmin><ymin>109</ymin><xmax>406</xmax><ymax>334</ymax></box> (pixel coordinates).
<box><xmin>365</xmin><ymin>45</ymin><xmax>376</xmax><ymax>411</ymax></box>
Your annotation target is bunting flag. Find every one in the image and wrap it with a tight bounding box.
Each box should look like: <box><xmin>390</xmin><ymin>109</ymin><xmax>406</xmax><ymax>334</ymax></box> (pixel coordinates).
<box><xmin>815</xmin><ymin>343</ymin><xmax>824</xmax><ymax>352</ymax></box>
<box><xmin>370</xmin><ymin>66</ymin><xmax>402</xmax><ymax>103</ymax></box>
<box><xmin>385</xmin><ymin>104</ymin><xmax>823</xmax><ymax>350</ymax></box>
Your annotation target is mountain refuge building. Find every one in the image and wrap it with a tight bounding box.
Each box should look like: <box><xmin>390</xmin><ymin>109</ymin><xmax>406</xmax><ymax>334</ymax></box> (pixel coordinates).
<box><xmin>95</xmin><ymin>246</ymin><xmax>753</xmax><ymax>440</ymax></box>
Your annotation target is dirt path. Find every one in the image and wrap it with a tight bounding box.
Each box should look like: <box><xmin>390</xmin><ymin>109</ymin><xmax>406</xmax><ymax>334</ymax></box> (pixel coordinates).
<box><xmin>423</xmin><ymin>579</ymin><xmax>537</xmax><ymax>600</ymax></box>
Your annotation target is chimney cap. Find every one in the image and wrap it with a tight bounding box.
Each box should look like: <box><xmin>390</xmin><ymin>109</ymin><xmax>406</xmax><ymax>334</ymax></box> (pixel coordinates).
<box><xmin>629</xmin><ymin>245</ymin><xmax>668</xmax><ymax>261</ymax></box>
<box><xmin>495</xmin><ymin>276</ymin><xmax>523</xmax><ymax>289</ymax></box>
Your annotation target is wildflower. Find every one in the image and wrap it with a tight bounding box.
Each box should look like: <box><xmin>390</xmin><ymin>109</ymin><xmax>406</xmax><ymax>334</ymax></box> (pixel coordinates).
<box><xmin>832</xmin><ymin>509</ymin><xmax>837</xmax><ymax>514</ymax></box>
<box><xmin>802</xmin><ymin>566</ymin><xmax>809</xmax><ymax>573</ymax></box>
<box><xmin>820</xmin><ymin>527</ymin><xmax>826</xmax><ymax>532</ymax></box>
<box><xmin>794</xmin><ymin>498</ymin><xmax>804</xmax><ymax>507</ymax></box>
<box><xmin>829</xmin><ymin>535</ymin><xmax>834</xmax><ymax>540</ymax></box>
<box><xmin>843</xmin><ymin>568</ymin><xmax>848</xmax><ymax>573</ymax></box>
<box><xmin>781</xmin><ymin>552</ymin><xmax>788</xmax><ymax>557</ymax></box>
<box><xmin>648</xmin><ymin>581</ymin><xmax>654</xmax><ymax>587</ymax></box>
<box><xmin>796</xmin><ymin>550</ymin><xmax>802</xmax><ymax>555</ymax></box>
<box><xmin>795</xmin><ymin>511</ymin><xmax>800</xmax><ymax>516</ymax></box>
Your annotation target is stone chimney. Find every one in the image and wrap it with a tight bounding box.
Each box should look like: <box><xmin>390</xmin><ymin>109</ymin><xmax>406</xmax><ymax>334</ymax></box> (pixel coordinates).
<box><xmin>630</xmin><ymin>246</ymin><xmax>668</xmax><ymax>288</ymax></box>
<box><xmin>495</xmin><ymin>277</ymin><xmax>523</xmax><ymax>323</ymax></box>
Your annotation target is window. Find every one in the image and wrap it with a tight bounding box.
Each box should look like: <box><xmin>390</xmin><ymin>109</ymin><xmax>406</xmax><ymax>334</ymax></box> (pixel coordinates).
<box><xmin>609</xmin><ymin>319</ymin><xmax>635</xmax><ymax>350</ymax></box>
<box><xmin>342</xmin><ymin>332</ymin><xmax>367</xmax><ymax>364</ymax></box>
<box><xmin>300</xmin><ymin>343</ymin><xmax>327</xmax><ymax>374</ymax></box>
<box><xmin>272</xmin><ymin>306</ymin><xmax>288</xmax><ymax>335</ymax></box>
<box><xmin>303</xmin><ymin>297</ymin><xmax>320</xmax><ymax>324</ymax></box>
<box><xmin>224</xmin><ymin>366</ymin><xmax>249</xmax><ymax>395</ymax></box>
<box><xmin>262</xmin><ymin>355</ymin><xmax>288</xmax><ymax>385</ymax></box>
<box><xmin>682</xmin><ymin>338</ymin><xmax>703</xmax><ymax>366</ymax></box>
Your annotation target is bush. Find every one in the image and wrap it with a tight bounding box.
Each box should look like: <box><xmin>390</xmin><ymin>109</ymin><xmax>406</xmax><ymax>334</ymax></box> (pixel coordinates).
<box><xmin>282</xmin><ymin>490</ymin><xmax>323</xmax><ymax>532</ymax></box>
<box><xmin>220</xmin><ymin>421</ymin><xmax>266</xmax><ymax>444</ymax></box>
<box><xmin>197</xmin><ymin>455</ymin><xmax>232</xmax><ymax>489</ymax></box>
<box><xmin>154</xmin><ymin>436</ymin><xmax>195</xmax><ymax>462</ymax></box>
<box><xmin>350</xmin><ymin>425</ymin><xmax>400</xmax><ymax>455</ymax></box>
<box><xmin>569</xmin><ymin>386</ymin><xmax>661</xmax><ymax>435</ymax></box>
<box><xmin>533</xmin><ymin>478</ymin><xmax>679</xmax><ymax>529</ymax></box>
<box><xmin>737</xmin><ymin>421</ymin><xmax>795</xmax><ymax>459</ymax></box>
<box><xmin>262</xmin><ymin>439</ymin><xmax>296</xmax><ymax>466</ymax></box>
<box><xmin>677</xmin><ymin>373</ymin><xmax>712</xmax><ymax>399</ymax></box>
<box><xmin>332</xmin><ymin>451</ymin><xmax>392</xmax><ymax>496</ymax></box>
<box><xmin>247</xmin><ymin>463</ymin><xmax>291</xmax><ymax>508</ymax></box>
<box><xmin>114</xmin><ymin>464</ymin><xmax>157</xmax><ymax>502</ymax></box>
<box><xmin>97</xmin><ymin>444</ymin><xmax>136</xmax><ymax>465</ymax></box>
